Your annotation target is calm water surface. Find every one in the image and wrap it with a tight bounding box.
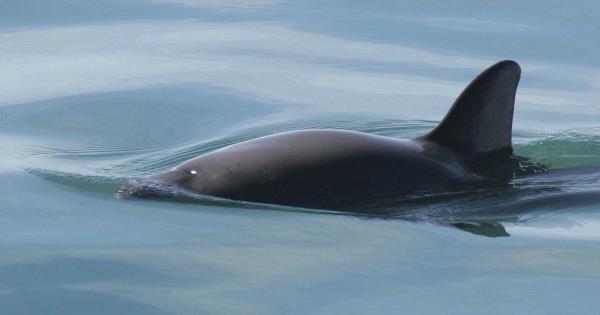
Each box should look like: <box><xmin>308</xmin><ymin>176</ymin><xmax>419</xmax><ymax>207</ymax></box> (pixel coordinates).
<box><xmin>2</xmin><ymin>1</ymin><xmax>600</xmax><ymax>314</ymax></box>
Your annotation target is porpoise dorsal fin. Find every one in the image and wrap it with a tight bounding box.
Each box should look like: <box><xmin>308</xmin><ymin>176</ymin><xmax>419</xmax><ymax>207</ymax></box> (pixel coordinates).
<box><xmin>423</xmin><ymin>60</ymin><xmax>521</xmax><ymax>155</ymax></box>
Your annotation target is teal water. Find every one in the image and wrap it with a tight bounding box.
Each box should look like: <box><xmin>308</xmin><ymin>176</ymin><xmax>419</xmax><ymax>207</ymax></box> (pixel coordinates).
<box><xmin>2</xmin><ymin>1</ymin><xmax>600</xmax><ymax>314</ymax></box>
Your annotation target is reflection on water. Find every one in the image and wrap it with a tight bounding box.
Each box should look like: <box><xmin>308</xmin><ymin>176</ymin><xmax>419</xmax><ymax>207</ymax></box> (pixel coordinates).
<box><xmin>2</xmin><ymin>0</ymin><xmax>600</xmax><ymax>314</ymax></box>
<box><xmin>0</xmin><ymin>258</ymin><xmax>165</xmax><ymax>314</ymax></box>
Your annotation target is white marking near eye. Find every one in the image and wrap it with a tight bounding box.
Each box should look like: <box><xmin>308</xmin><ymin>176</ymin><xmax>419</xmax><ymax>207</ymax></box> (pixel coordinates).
<box><xmin>190</xmin><ymin>170</ymin><xmax>198</xmax><ymax>175</ymax></box>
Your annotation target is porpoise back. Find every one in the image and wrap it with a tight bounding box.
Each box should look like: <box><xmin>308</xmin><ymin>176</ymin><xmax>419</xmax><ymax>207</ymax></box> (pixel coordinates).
<box><xmin>119</xmin><ymin>60</ymin><xmax>521</xmax><ymax>210</ymax></box>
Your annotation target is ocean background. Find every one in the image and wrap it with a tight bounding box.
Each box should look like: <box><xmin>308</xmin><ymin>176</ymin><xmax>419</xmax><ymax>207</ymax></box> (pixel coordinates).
<box><xmin>1</xmin><ymin>0</ymin><xmax>600</xmax><ymax>314</ymax></box>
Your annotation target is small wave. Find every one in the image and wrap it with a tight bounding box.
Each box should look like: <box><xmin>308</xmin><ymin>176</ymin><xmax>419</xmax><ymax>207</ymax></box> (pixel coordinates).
<box><xmin>26</xmin><ymin>142</ymin><xmax>154</xmax><ymax>159</ymax></box>
<box><xmin>514</xmin><ymin>127</ymin><xmax>600</xmax><ymax>169</ymax></box>
<box><xmin>26</xmin><ymin>168</ymin><xmax>124</xmax><ymax>194</ymax></box>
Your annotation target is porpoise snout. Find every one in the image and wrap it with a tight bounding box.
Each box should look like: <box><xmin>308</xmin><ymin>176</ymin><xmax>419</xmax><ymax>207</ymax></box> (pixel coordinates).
<box><xmin>116</xmin><ymin>178</ymin><xmax>168</xmax><ymax>198</ymax></box>
<box><xmin>116</xmin><ymin>170</ymin><xmax>188</xmax><ymax>199</ymax></box>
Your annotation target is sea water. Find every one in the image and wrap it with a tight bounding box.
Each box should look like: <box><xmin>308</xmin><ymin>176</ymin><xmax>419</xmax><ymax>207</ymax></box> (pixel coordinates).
<box><xmin>1</xmin><ymin>1</ymin><xmax>600</xmax><ymax>314</ymax></box>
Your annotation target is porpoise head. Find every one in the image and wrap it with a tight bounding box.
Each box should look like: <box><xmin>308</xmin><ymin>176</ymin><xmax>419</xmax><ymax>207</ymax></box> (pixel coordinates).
<box><xmin>117</xmin><ymin>167</ymin><xmax>199</xmax><ymax>199</ymax></box>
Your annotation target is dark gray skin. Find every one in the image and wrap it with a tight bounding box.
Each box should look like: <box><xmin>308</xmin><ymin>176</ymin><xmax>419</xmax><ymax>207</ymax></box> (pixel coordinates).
<box><xmin>152</xmin><ymin>130</ymin><xmax>471</xmax><ymax>209</ymax></box>
<box><xmin>120</xmin><ymin>60</ymin><xmax>521</xmax><ymax>210</ymax></box>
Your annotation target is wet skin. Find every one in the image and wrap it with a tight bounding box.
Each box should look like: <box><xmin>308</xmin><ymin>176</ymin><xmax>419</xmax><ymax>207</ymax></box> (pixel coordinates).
<box><xmin>135</xmin><ymin>129</ymin><xmax>472</xmax><ymax>209</ymax></box>
<box><xmin>120</xmin><ymin>60</ymin><xmax>522</xmax><ymax>210</ymax></box>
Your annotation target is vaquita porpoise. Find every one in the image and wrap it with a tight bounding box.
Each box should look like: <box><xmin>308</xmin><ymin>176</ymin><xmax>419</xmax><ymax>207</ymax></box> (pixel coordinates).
<box><xmin>119</xmin><ymin>60</ymin><xmax>521</xmax><ymax>210</ymax></box>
